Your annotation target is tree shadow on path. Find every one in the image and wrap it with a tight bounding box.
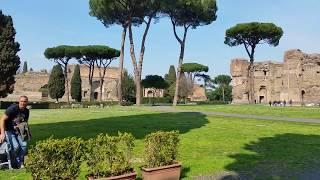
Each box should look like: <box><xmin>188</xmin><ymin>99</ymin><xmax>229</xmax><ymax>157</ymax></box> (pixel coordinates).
<box><xmin>221</xmin><ymin>133</ymin><xmax>320</xmax><ymax>180</ymax></box>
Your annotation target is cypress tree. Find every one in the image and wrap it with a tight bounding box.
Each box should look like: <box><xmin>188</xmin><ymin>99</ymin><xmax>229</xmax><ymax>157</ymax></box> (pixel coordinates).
<box><xmin>122</xmin><ymin>70</ymin><xmax>136</xmax><ymax>103</ymax></box>
<box><xmin>22</xmin><ymin>61</ymin><xmax>28</xmax><ymax>73</ymax></box>
<box><xmin>0</xmin><ymin>11</ymin><xmax>20</xmax><ymax>98</ymax></box>
<box><xmin>179</xmin><ymin>73</ymin><xmax>189</xmax><ymax>100</ymax></box>
<box><xmin>164</xmin><ymin>65</ymin><xmax>176</xmax><ymax>100</ymax></box>
<box><xmin>165</xmin><ymin>65</ymin><xmax>176</xmax><ymax>85</ymax></box>
<box><xmin>71</xmin><ymin>64</ymin><xmax>82</xmax><ymax>102</ymax></box>
<box><xmin>48</xmin><ymin>65</ymin><xmax>65</xmax><ymax>102</ymax></box>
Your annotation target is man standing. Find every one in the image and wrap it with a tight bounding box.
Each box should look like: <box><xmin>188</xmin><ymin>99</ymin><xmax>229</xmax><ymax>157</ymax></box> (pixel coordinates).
<box><xmin>0</xmin><ymin>96</ymin><xmax>30</xmax><ymax>168</ymax></box>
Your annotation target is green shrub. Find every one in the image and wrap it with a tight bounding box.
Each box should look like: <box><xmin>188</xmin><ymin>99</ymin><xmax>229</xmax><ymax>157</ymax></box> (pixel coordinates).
<box><xmin>143</xmin><ymin>131</ymin><xmax>180</xmax><ymax>168</ymax></box>
<box><xmin>0</xmin><ymin>101</ymin><xmax>17</xmax><ymax>109</ymax></box>
<box><xmin>85</xmin><ymin>133</ymin><xmax>135</xmax><ymax>178</ymax></box>
<box><xmin>26</xmin><ymin>102</ymin><xmax>68</xmax><ymax>109</ymax></box>
<box><xmin>120</xmin><ymin>101</ymin><xmax>134</xmax><ymax>106</ymax></box>
<box><xmin>196</xmin><ymin>100</ymin><xmax>228</xmax><ymax>105</ymax></box>
<box><xmin>142</xmin><ymin>97</ymin><xmax>171</xmax><ymax>104</ymax></box>
<box><xmin>81</xmin><ymin>101</ymin><xmax>118</xmax><ymax>108</ymax></box>
<box><xmin>0</xmin><ymin>101</ymin><xmax>119</xmax><ymax>109</ymax></box>
<box><xmin>25</xmin><ymin>137</ymin><xmax>83</xmax><ymax>180</ymax></box>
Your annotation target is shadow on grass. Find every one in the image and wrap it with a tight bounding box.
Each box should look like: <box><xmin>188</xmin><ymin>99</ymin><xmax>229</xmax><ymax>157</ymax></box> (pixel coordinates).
<box><xmin>181</xmin><ymin>166</ymin><xmax>191</xmax><ymax>179</ymax></box>
<box><xmin>221</xmin><ymin>133</ymin><xmax>320</xmax><ymax>180</ymax></box>
<box><xmin>28</xmin><ymin>112</ymin><xmax>208</xmax><ymax>145</ymax></box>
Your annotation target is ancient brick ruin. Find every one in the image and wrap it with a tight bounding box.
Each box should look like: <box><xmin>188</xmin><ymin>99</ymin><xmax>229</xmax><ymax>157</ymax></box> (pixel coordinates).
<box><xmin>1</xmin><ymin>64</ymin><xmax>207</xmax><ymax>102</ymax></box>
<box><xmin>0</xmin><ymin>65</ymin><xmax>119</xmax><ymax>102</ymax></box>
<box><xmin>231</xmin><ymin>49</ymin><xmax>320</xmax><ymax>105</ymax></box>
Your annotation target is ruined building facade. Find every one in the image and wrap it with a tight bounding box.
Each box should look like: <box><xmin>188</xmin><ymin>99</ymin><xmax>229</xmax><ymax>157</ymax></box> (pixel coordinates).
<box><xmin>1</xmin><ymin>64</ymin><xmax>207</xmax><ymax>102</ymax></box>
<box><xmin>0</xmin><ymin>65</ymin><xmax>119</xmax><ymax>102</ymax></box>
<box><xmin>231</xmin><ymin>49</ymin><xmax>320</xmax><ymax>104</ymax></box>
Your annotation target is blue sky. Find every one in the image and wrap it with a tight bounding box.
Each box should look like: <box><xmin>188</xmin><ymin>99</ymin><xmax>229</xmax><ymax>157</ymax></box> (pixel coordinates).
<box><xmin>1</xmin><ymin>0</ymin><xmax>319</xmax><ymax>78</ymax></box>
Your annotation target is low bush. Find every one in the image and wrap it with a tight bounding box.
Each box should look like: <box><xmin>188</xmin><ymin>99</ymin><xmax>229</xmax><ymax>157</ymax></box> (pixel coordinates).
<box><xmin>195</xmin><ymin>100</ymin><xmax>228</xmax><ymax>105</ymax></box>
<box><xmin>85</xmin><ymin>133</ymin><xmax>135</xmax><ymax>178</ymax></box>
<box><xmin>0</xmin><ymin>101</ymin><xmax>119</xmax><ymax>109</ymax></box>
<box><xmin>0</xmin><ymin>101</ymin><xmax>17</xmax><ymax>109</ymax></box>
<box><xmin>81</xmin><ymin>101</ymin><xmax>118</xmax><ymax>108</ymax></box>
<box><xmin>120</xmin><ymin>101</ymin><xmax>134</xmax><ymax>106</ymax></box>
<box><xmin>24</xmin><ymin>102</ymin><xmax>68</xmax><ymax>109</ymax></box>
<box><xmin>25</xmin><ymin>137</ymin><xmax>83</xmax><ymax>180</ymax></box>
<box><xmin>142</xmin><ymin>97</ymin><xmax>172</xmax><ymax>104</ymax></box>
<box><xmin>143</xmin><ymin>131</ymin><xmax>180</xmax><ymax>168</ymax></box>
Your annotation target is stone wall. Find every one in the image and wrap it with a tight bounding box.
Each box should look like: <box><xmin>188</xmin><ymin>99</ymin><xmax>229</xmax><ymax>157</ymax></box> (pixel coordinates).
<box><xmin>65</xmin><ymin>65</ymin><xmax>119</xmax><ymax>101</ymax></box>
<box><xmin>0</xmin><ymin>72</ymin><xmax>50</xmax><ymax>102</ymax></box>
<box><xmin>142</xmin><ymin>85</ymin><xmax>207</xmax><ymax>102</ymax></box>
<box><xmin>189</xmin><ymin>85</ymin><xmax>207</xmax><ymax>101</ymax></box>
<box><xmin>231</xmin><ymin>49</ymin><xmax>320</xmax><ymax>105</ymax></box>
<box><xmin>2</xmin><ymin>64</ymin><xmax>209</xmax><ymax>102</ymax></box>
<box><xmin>143</xmin><ymin>88</ymin><xmax>164</xmax><ymax>98</ymax></box>
<box><xmin>0</xmin><ymin>64</ymin><xmax>120</xmax><ymax>102</ymax></box>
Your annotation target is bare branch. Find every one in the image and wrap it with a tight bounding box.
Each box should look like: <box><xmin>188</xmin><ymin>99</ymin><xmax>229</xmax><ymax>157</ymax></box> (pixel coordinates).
<box><xmin>171</xmin><ymin>17</ymin><xmax>182</xmax><ymax>44</ymax></box>
<box><xmin>242</xmin><ymin>40</ymin><xmax>251</xmax><ymax>58</ymax></box>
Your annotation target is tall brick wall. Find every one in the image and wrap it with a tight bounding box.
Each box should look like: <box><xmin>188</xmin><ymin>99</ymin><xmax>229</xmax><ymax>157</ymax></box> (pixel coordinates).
<box><xmin>231</xmin><ymin>49</ymin><xmax>320</xmax><ymax>105</ymax></box>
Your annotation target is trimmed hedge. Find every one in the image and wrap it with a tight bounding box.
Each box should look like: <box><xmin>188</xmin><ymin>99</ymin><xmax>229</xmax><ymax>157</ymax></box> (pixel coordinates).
<box><xmin>25</xmin><ymin>131</ymin><xmax>180</xmax><ymax>179</ymax></box>
<box><xmin>0</xmin><ymin>101</ymin><xmax>16</xmax><ymax>109</ymax></box>
<box><xmin>25</xmin><ymin>137</ymin><xmax>83</xmax><ymax>180</ymax></box>
<box><xmin>195</xmin><ymin>101</ymin><xmax>228</xmax><ymax>105</ymax></box>
<box><xmin>142</xmin><ymin>97</ymin><xmax>172</xmax><ymax>104</ymax></box>
<box><xmin>85</xmin><ymin>133</ymin><xmax>135</xmax><ymax>178</ymax></box>
<box><xmin>81</xmin><ymin>101</ymin><xmax>118</xmax><ymax>108</ymax></box>
<box><xmin>120</xmin><ymin>101</ymin><xmax>134</xmax><ymax>106</ymax></box>
<box><xmin>25</xmin><ymin>133</ymin><xmax>135</xmax><ymax>179</ymax></box>
<box><xmin>143</xmin><ymin>131</ymin><xmax>180</xmax><ymax>168</ymax></box>
<box><xmin>0</xmin><ymin>101</ymin><xmax>119</xmax><ymax>109</ymax></box>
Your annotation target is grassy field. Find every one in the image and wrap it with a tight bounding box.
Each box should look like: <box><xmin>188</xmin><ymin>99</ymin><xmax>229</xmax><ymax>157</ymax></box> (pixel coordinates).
<box><xmin>176</xmin><ymin>104</ymin><xmax>320</xmax><ymax>119</ymax></box>
<box><xmin>1</xmin><ymin>106</ymin><xmax>320</xmax><ymax>179</ymax></box>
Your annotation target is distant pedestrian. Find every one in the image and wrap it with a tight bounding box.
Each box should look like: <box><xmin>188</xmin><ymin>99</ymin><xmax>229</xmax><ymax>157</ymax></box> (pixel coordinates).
<box><xmin>269</xmin><ymin>101</ymin><xmax>272</xmax><ymax>107</ymax></box>
<box><xmin>283</xmin><ymin>100</ymin><xmax>286</xmax><ymax>107</ymax></box>
<box><xmin>289</xmin><ymin>99</ymin><xmax>293</xmax><ymax>107</ymax></box>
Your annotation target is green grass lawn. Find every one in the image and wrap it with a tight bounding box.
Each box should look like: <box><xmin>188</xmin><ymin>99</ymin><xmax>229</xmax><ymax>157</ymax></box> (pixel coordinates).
<box><xmin>176</xmin><ymin>104</ymin><xmax>320</xmax><ymax>119</ymax></box>
<box><xmin>1</xmin><ymin>107</ymin><xmax>320</xmax><ymax>179</ymax></box>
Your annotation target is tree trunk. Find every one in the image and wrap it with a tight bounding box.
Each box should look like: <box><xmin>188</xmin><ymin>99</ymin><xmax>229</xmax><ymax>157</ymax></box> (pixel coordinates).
<box><xmin>243</xmin><ymin>44</ymin><xmax>256</xmax><ymax>104</ymax></box>
<box><xmin>97</xmin><ymin>63</ymin><xmax>103</xmax><ymax>102</ymax></box>
<box><xmin>173</xmin><ymin>25</ymin><xmax>188</xmax><ymax>106</ymax></box>
<box><xmin>88</xmin><ymin>77</ymin><xmax>93</xmax><ymax>102</ymax></box>
<box><xmin>63</xmin><ymin>63</ymin><xmax>70</xmax><ymax>104</ymax></box>
<box><xmin>248</xmin><ymin>62</ymin><xmax>255</xmax><ymax>104</ymax></box>
<box><xmin>89</xmin><ymin>63</ymin><xmax>95</xmax><ymax>102</ymax></box>
<box><xmin>118</xmin><ymin>27</ymin><xmax>127</xmax><ymax>105</ymax></box>
<box><xmin>190</xmin><ymin>73</ymin><xmax>194</xmax><ymax>86</ymax></box>
<box><xmin>128</xmin><ymin>25</ymin><xmax>140</xmax><ymax>106</ymax></box>
<box><xmin>222</xmin><ymin>86</ymin><xmax>225</xmax><ymax>103</ymax></box>
<box><xmin>152</xmin><ymin>88</ymin><xmax>155</xmax><ymax>105</ymax></box>
<box><xmin>99</xmin><ymin>78</ymin><xmax>103</xmax><ymax>102</ymax></box>
<box><xmin>173</xmin><ymin>50</ymin><xmax>185</xmax><ymax>106</ymax></box>
<box><xmin>136</xmin><ymin>78</ymin><xmax>141</xmax><ymax>106</ymax></box>
<box><xmin>135</xmin><ymin>74</ymin><xmax>142</xmax><ymax>105</ymax></box>
<box><xmin>187</xmin><ymin>73</ymin><xmax>193</xmax><ymax>96</ymax></box>
<box><xmin>137</xmin><ymin>19</ymin><xmax>151</xmax><ymax>106</ymax></box>
<box><xmin>128</xmin><ymin>17</ymin><xmax>152</xmax><ymax>106</ymax></box>
<box><xmin>97</xmin><ymin>59</ymin><xmax>112</xmax><ymax>103</ymax></box>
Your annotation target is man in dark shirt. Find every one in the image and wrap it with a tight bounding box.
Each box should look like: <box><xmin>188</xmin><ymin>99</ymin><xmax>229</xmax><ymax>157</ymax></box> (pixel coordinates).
<box><xmin>0</xmin><ymin>96</ymin><xmax>29</xmax><ymax>168</ymax></box>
